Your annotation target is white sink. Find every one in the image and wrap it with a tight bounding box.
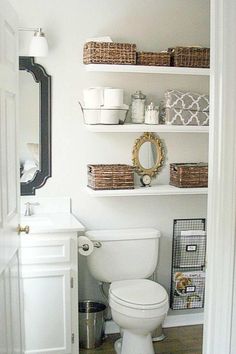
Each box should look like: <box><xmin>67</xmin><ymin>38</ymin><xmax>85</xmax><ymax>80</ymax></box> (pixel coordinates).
<box><xmin>21</xmin><ymin>216</ymin><xmax>53</xmax><ymax>228</ymax></box>
<box><xmin>20</xmin><ymin>213</ymin><xmax>85</xmax><ymax>234</ymax></box>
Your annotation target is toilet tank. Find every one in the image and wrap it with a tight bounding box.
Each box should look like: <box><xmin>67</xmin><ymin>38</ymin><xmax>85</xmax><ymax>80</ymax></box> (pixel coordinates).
<box><xmin>85</xmin><ymin>228</ymin><xmax>160</xmax><ymax>283</ymax></box>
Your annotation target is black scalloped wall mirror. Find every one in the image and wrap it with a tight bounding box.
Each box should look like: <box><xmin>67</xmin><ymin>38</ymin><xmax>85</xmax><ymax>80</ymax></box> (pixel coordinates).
<box><xmin>19</xmin><ymin>56</ymin><xmax>51</xmax><ymax>195</ymax></box>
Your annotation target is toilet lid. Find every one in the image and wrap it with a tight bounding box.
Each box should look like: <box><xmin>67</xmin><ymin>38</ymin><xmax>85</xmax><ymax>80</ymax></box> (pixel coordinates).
<box><xmin>110</xmin><ymin>279</ymin><xmax>168</xmax><ymax>308</ymax></box>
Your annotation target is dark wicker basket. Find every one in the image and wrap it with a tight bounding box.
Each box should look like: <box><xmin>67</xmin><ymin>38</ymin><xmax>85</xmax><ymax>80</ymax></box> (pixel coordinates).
<box><xmin>136</xmin><ymin>51</ymin><xmax>171</xmax><ymax>66</ymax></box>
<box><xmin>87</xmin><ymin>164</ymin><xmax>134</xmax><ymax>190</ymax></box>
<box><xmin>83</xmin><ymin>42</ymin><xmax>137</xmax><ymax>65</ymax></box>
<box><xmin>170</xmin><ymin>163</ymin><xmax>208</xmax><ymax>188</ymax></box>
<box><xmin>169</xmin><ymin>47</ymin><xmax>210</xmax><ymax>68</ymax></box>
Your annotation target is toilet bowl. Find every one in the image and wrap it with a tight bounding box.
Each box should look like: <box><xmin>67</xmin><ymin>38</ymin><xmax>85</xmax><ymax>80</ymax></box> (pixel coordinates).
<box><xmin>109</xmin><ymin>279</ymin><xmax>169</xmax><ymax>354</ymax></box>
<box><xmin>83</xmin><ymin>228</ymin><xmax>169</xmax><ymax>354</ymax></box>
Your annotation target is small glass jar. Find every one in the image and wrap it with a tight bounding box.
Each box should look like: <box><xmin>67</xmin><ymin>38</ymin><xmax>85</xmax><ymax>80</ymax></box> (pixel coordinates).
<box><xmin>145</xmin><ymin>102</ymin><xmax>159</xmax><ymax>124</ymax></box>
<box><xmin>131</xmin><ymin>91</ymin><xmax>146</xmax><ymax>123</ymax></box>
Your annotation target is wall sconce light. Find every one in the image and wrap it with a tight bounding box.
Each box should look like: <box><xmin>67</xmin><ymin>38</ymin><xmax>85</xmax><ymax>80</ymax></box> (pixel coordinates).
<box><xmin>19</xmin><ymin>27</ymin><xmax>48</xmax><ymax>57</ymax></box>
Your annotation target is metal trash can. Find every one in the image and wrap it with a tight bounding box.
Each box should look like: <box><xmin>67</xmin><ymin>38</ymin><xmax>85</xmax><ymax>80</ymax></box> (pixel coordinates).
<box><xmin>79</xmin><ymin>300</ymin><xmax>106</xmax><ymax>349</ymax></box>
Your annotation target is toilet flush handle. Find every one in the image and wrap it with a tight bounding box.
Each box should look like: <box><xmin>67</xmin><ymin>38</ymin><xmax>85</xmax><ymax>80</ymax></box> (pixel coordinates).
<box><xmin>93</xmin><ymin>241</ymin><xmax>102</xmax><ymax>248</ymax></box>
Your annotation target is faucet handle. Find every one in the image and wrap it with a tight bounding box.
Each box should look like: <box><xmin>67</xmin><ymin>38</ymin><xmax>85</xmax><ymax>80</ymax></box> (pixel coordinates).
<box><xmin>25</xmin><ymin>202</ymin><xmax>40</xmax><ymax>206</ymax></box>
<box><xmin>24</xmin><ymin>202</ymin><xmax>40</xmax><ymax>216</ymax></box>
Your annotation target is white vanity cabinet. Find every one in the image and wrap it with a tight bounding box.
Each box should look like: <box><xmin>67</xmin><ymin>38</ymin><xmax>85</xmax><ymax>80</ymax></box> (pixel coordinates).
<box><xmin>20</xmin><ymin>232</ymin><xmax>79</xmax><ymax>354</ymax></box>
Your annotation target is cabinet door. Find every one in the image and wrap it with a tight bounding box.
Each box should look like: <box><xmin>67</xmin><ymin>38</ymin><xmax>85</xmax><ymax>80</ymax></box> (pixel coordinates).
<box><xmin>22</xmin><ymin>269</ymin><xmax>72</xmax><ymax>354</ymax></box>
<box><xmin>20</xmin><ymin>238</ymin><xmax>71</xmax><ymax>265</ymax></box>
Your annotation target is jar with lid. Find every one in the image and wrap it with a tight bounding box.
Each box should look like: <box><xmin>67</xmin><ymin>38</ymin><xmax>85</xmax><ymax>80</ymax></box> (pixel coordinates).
<box><xmin>145</xmin><ymin>102</ymin><xmax>159</xmax><ymax>124</ymax></box>
<box><xmin>131</xmin><ymin>91</ymin><xmax>146</xmax><ymax>123</ymax></box>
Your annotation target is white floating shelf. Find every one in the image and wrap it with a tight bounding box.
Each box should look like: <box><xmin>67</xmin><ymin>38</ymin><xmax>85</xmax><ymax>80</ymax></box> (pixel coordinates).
<box><xmin>86</xmin><ymin>185</ymin><xmax>208</xmax><ymax>197</ymax></box>
<box><xmin>84</xmin><ymin>124</ymin><xmax>209</xmax><ymax>133</ymax></box>
<box><xmin>85</xmin><ymin>64</ymin><xmax>210</xmax><ymax>76</ymax></box>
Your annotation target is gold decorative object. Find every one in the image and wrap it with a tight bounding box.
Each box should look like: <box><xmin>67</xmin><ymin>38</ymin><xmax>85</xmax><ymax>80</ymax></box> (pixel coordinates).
<box><xmin>132</xmin><ymin>132</ymin><xmax>165</xmax><ymax>177</ymax></box>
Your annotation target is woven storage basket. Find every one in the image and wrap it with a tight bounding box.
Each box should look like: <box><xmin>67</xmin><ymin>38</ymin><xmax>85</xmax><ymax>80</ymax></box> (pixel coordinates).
<box><xmin>136</xmin><ymin>51</ymin><xmax>170</xmax><ymax>66</ymax></box>
<box><xmin>87</xmin><ymin>164</ymin><xmax>134</xmax><ymax>190</ymax></box>
<box><xmin>170</xmin><ymin>163</ymin><xmax>208</xmax><ymax>188</ymax></box>
<box><xmin>169</xmin><ymin>47</ymin><xmax>210</xmax><ymax>68</ymax></box>
<box><xmin>83</xmin><ymin>42</ymin><xmax>137</xmax><ymax>65</ymax></box>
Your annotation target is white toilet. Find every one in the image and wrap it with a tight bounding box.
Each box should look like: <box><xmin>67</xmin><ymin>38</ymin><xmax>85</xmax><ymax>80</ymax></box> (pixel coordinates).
<box><xmin>85</xmin><ymin>228</ymin><xmax>169</xmax><ymax>354</ymax></box>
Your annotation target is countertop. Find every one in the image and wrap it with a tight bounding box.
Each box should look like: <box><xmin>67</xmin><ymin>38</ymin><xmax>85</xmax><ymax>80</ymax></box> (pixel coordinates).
<box><xmin>20</xmin><ymin>212</ymin><xmax>85</xmax><ymax>234</ymax></box>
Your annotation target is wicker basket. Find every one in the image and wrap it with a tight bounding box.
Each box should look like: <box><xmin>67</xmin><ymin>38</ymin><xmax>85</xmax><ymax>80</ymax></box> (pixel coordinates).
<box><xmin>170</xmin><ymin>163</ymin><xmax>208</xmax><ymax>188</ymax></box>
<box><xmin>136</xmin><ymin>51</ymin><xmax>170</xmax><ymax>66</ymax></box>
<box><xmin>87</xmin><ymin>164</ymin><xmax>134</xmax><ymax>190</ymax></box>
<box><xmin>169</xmin><ymin>47</ymin><xmax>210</xmax><ymax>68</ymax></box>
<box><xmin>83</xmin><ymin>42</ymin><xmax>137</xmax><ymax>65</ymax></box>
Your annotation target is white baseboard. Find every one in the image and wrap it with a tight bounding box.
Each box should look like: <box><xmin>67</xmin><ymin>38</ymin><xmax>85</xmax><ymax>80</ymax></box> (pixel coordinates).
<box><xmin>105</xmin><ymin>320</ymin><xmax>120</xmax><ymax>335</ymax></box>
<box><xmin>163</xmin><ymin>312</ymin><xmax>204</xmax><ymax>328</ymax></box>
<box><xmin>105</xmin><ymin>312</ymin><xmax>204</xmax><ymax>335</ymax></box>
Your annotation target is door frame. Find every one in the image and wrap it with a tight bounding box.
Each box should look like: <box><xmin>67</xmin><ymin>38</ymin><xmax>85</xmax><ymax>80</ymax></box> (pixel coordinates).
<box><xmin>203</xmin><ymin>0</ymin><xmax>236</xmax><ymax>353</ymax></box>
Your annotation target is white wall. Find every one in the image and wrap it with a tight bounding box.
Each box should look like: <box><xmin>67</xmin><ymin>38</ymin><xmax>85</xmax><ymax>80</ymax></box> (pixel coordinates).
<box><xmin>11</xmin><ymin>0</ymin><xmax>210</xmax><ymax>311</ymax></box>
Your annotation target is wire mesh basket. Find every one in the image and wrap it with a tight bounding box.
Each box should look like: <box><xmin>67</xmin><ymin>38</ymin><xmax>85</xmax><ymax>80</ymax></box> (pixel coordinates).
<box><xmin>79</xmin><ymin>102</ymin><xmax>129</xmax><ymax>125</ymax></box>
<box><xmin>172</xmin><ymin>270</ymin><xmax>205</xmax><ymax>309</ymax></box>
<box><xmin>173</xmin><ymin>230</ymin><xmax>206</xmax><ymax>268</ymax></box>
<box><xmin>170</xmin><ymin>218</ymin><xmax>206</xmax><ymax>310</ymax></box>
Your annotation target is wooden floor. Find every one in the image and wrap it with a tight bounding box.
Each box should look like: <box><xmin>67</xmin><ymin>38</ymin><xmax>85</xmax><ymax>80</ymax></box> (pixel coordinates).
<box><xmin>80</xmin><ymin>325</ymin><xmax>203</xmax><ymax>354</ymax></box>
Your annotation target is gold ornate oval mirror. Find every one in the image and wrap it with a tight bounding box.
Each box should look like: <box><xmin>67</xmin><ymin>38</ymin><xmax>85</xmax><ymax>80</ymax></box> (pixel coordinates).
<box><xmin>132</xmin><ymin>133</ymin><xmax>164</xmax><ymax>183</ymax></box>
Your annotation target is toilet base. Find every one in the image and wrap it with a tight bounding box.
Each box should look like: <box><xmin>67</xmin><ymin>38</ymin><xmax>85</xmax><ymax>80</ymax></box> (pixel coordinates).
<box><xmin>152</xmin><ymin>333</ymin><xmax>166</xmax><ymax>342</ymax></box>
<box><xmin>114</xmin><ymin>338</ymin><xmax>122</xmax><ymax>354</ymax></box>
<box><xmin>114</xmin><ymin>331</ymin><xmax>155</xmax><ymax>354</ymax></box>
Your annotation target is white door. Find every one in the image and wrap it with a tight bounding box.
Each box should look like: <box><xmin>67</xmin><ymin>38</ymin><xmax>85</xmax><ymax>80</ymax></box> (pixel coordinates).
<box><xmin>22</xmin><ymin>269</ymin><xmax>72</xmax><ymax>354</ymax></box>
<box><xmin>0</xmin><ymin>0</ymin><xmax>21</xmax><ymax>353</ymax></box>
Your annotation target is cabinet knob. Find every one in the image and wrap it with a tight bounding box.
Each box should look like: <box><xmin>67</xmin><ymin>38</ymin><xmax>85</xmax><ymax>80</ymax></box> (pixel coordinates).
<box><xmin>17</xmin><ymin>224</ymin><xmax>30</xmax><ymax>235</ymax></box>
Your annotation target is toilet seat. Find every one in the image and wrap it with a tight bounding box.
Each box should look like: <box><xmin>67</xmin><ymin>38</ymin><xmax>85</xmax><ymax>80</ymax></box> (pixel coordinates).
<box><xmin>109</xmin><ymin>279</ymin><xmax>169</xmax><ymax>318</ymax></box>
<box><xmin>110</xmin><ymin>279</ymin><xmax>168</xmax><ymax>308</ymax></box>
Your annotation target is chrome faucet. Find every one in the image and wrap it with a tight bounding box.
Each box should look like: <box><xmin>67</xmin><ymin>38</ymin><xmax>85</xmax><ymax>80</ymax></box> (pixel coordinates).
<box><xmin>24</xmin><ymin>202</ymin><xmax>40</xmax><ymax>216</ymax></box>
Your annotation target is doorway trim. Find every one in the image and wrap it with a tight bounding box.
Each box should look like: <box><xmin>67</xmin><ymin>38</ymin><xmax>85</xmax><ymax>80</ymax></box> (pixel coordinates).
<box><xmin>203</xmin><ymin>0</ymin><xmax>236</xmax><ymax>353</ymax></box>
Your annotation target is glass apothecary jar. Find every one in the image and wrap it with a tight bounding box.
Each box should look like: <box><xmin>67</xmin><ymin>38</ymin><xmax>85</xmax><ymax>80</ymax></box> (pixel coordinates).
<box><xmin>131</xmin><ymin>91</ymin><xmax>146</xmax><ymax>124</ymax></box>
<box><xmin>145</xmin><ymin>102</ymin><xmax>159</xmax><ymax>124</ymax></box>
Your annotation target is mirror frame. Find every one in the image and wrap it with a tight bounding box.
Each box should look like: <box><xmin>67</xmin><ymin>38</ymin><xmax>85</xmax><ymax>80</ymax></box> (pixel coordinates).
<box><xmin>132</xmin><ymin>132</ymin><xmax>164</xmax><ymax>177</ymax></box>
<box><xmin>19</xmin><ymin>56</ymin><xmax>52</xmax><ymax>195</ymax></box>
